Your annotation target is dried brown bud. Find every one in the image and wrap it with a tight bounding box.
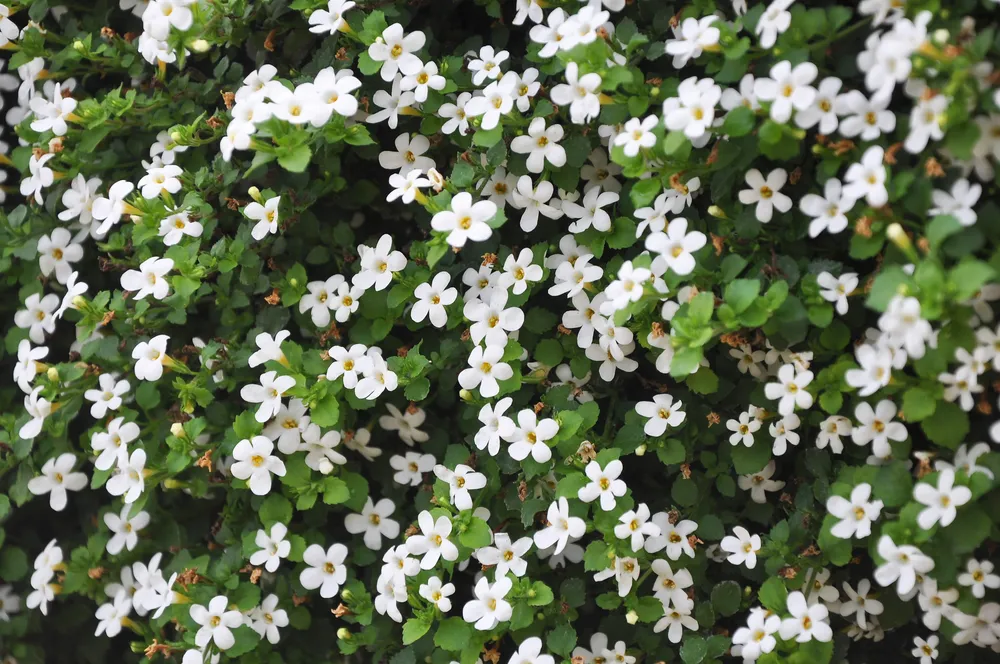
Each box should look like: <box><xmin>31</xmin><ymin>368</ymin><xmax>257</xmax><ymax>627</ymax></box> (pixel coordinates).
<box><xmin>264</xmin><ymin>288</ymin><xmax>281</xmax><ymax>305</ymax></box>
<box><xmin>925</xmin><ymin>157</ymin><xmax>945</xmax><ymax>178</ymax></box>
<box><xmin>706</xmin><ymin>412</ymin><xmax>721</xmax><ymax>426</ymax></box>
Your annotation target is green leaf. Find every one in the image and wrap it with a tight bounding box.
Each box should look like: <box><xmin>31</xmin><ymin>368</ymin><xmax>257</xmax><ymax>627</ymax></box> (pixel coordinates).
<box><xmin>434</xmin><ymin>617</ymin><xmax>472</xmax><ymax>651</ymax></box>
<box><xmin>547</xmin><ymin>623</ymin><xmax>577</xmax><ymax>656</ymax></box>
<box><xmin>259</xmin><ymin>494</ymin><xmax>293</xmax><ymax>525</ymax></box>
<box><xmin>322</xmin><ymin>477</ymin><xmax>350</xmax><ymax>505</ymax></box>
<box><xmin>949</xmin><ymin>259</ymin><xmax>995</xmax><ymax>301</ymax></box>
<box><xmin>459</xmin><ymin>517</ymin><xmax>492</xmax><ymax>549</ymax></box>
<box><xmin>724</xmin><ymin>279</ymin><xmax>761</xmax><ymax>313</ymax></box>
<box><xmin>278</xmin><ymin>144</ymin><xmax>312</xmax><ymax>173</ymax></box>
<box><xmin>921</xmin><ymin>401</ymin><xmax>969</xmax><ymax>450</ymax></box>
<box><xmin>731</xmin><ymin>442</ymin><xmax>770</xmax><ymax>474</ymax></box>
<box><xmin>662</xmin><ymin>131</ymin><xmax>689</xmax><ymax>155</ymax></box>
<box><xmin>630</xmin><ymin>178</ymin><xmax>661</xmax><ymax>208</ymax></box>
<box><xmin>451</xmin><ymin>161</ymin><xmax>475</xmax><ymax>188</ymax></box>
<box><xmin>758</xmin><ymin>577</ymin><xmax>787</xmax><ymax>613</ymax></box>
<box><xmin>874</xmin><ymin>462</ymin><xmax>914</xmax><ymax>508</ymax></box>
<box><xmin>902</xmin><ymin>387</ymin><xmax>936</xmax><ymax>422</ymax></box>
<box><xmin>473</xmin><ymin>126</ymin><xmax>503</xmax><ymax>148</ymax></box>
<box><xmin>711</xmin><ymin>581</ymin><xmax>742</xmax><ymax>616</ymax></box>
<box><xmin>926</xmin><ymin>215</ymin><xmax>962</xmax><ymax>247</ymax></box>
<box><xmin>671</xmin><ymin>479</ymin><xmax>698</xmax><ymax>506</ymax></box>
<box><xmin>721</xmin><ymin>106</ymin><xmax>756</xmax><ymax>137</ymax></box>
<box><xmin>527</xmin><ymin>580</ymin><xmax>554</xmax><ymax>606</ymax></box>
<box><xmin>670</xmin><ymin>346</ymin><xmax>703</xmax><ymax>378</ymax></box>
<box><xmin>535</xmin><ymin>339</ymin><xmax>564</xmax><ymax>367</ymax></box>
<box><xmin>402</xmin><ymin>617</ymin><xmax>432</xmax><ymax>645</ymax></box>
<box><xmin>680</xmin><ymin>634</ymin><xmax>707</xmax><ymax>664</ymax></box>
<box><xmin>0</xmin><ymin>547</ymin><xmax>28</xmax><ymax>581</ymax></box>
<box><xmin>607</xmin><ymin>217</ymin><xmax>638</xmax><ymax>249</ymax></box>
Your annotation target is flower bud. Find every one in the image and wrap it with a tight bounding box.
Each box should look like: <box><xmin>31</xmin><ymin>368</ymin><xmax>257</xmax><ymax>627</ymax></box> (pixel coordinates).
<box><xmin>635</xmin><ymin>444</ymin><xmax>647</xmax><ymax>456</ymax></box>
<box><xmin>170</xmin><ymin>422</ymin><xmax>186</xmax><ymax>439</ymax></box>
<box><xmin>337</xmin><ymin>628</ymin><xmax>352</xmax><ymax>641</ymax></box>
<box><xmin>191</xmin><ymin>39</ymin><xmax>211</xmax><ymax>53</ymax></box>
<box><xmin>71</xmin><ymin>295</ymin><xmax>87</xmax><ymax>309</ymax></box>
<box><xmin>459</xmin><ymin>389</ymin><xmax>474</xmax><ymax>402</ymax></box>
<box><xmin>341</xmin><ymin>589</ymin><xmax>354</xmax><ymax>602</ymax></box>
<box><xmin>708</xmin><ymin>205</ymin><xmax>728</xmax><ymax>219</ymax></box>
<box><xmin>932</xmin><ymin>29</ymin><xmax>949</xmax><ymax>45</ymax></box>
<box><xmin>46</xmin><ymin>367</ymin><xmax>59</xmax><ymax>381</ymax></box>
<box><xmin>248</xmin><ymin>186</ymin><xmax>263</xmax><ymax>204</ymax></box>
<box><xmin>625</xmin><ymin>610</ymin><xmax>639</xmax><ymax>625</ymax></box>
<box><xmin>73</xmin><ymin>40</ymin><xmax>86</xmax><ymax>53</ymax></box>
<box><xmin>170</xmin><ymin>131</ymin><xmax>183</xmax><ymax>144</ymax></box>
<box><xmin>318</xmin><ymin>458</ymin><xmax>334</xmax><ymax>475</ymax></box>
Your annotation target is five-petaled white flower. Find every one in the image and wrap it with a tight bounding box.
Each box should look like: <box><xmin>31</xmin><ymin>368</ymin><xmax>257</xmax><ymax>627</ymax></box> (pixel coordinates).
<box><xmin>826</xmin><ymin>483</ymin><xmax>883</xmax><ymax>539</ymax></box>
<box><xmin>913</xmin><ymin>469</ymin><xmax>971</xmax><ymax>530</ymax></box>
<box><xmin>231</xmin><ymin>436</ymin><xmax>287</xmax><ymax>496</ymax></box>
<box><xmin>27</xmin><ymin>453</ymin><xmax>88</xmax><ymax>512</ymax></box>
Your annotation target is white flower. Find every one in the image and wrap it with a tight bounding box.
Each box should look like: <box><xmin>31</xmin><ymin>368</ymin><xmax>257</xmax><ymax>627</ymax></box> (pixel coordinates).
<box><xmin>27</xmin><ymin>453</ymin><xmax>87</xmax><ymax>512</ymax></box>
<box><xmin>770</xmin><ymin>414</ymin><xmax>800</xmax><ymax>456</ymax></box>
<box><xmin>839</xmin><ymin>579</ymin><xmax>884</xmax><ymax>629</ymax></box>
<box><xmin>720</xmin><ymin>526</ymin><xmax>761</xmax><ymax>569</ymax></box>
<box><xmin>477</xmin><ymin>533</ymin><xmax>532</xmax><ymax>577</ymax></box>
<box><xmin>355</xmin><ymin>351</ymin><xmax>398</xmax><ymax>400</ymax></box>
<box><xmin>190</xmin><ymin>596</ymin><xmax>243</xmax><ymax>651</ymax></box>
<box><xmin>738</xmin><ymin>168</ymin><xmax>792</xmax><ymax>223</ymax></box>
<box><xmin>263</xmin><ymin>398</ymin><xmax>309</xmax><ymax>455</ymax></box>
<box><xmin>665</xmin><ymin>16</ymin><xmax>719</xmax><ymax>67</ymax></box>
<box><xmin>506</xmin><ymin>409</ymin><xmax>558</xmax><ymax>463</ymax></box>
<box><xmin>36</xmin><ymin>228</ymin><xmax>83</xmax><ymax>284</ymax></box>
<box><xmin>15</xmin><ymin>292</ymin><xmax>59</xmax><ymax>344</ymax></box>
<box><xmin>368</xmin><ymin>23</ymin><xmax>425</xmax><ymax>82</ymax></box>
<box><xmin>826</xmin><ymin>483</ymin><xmax>883</xmax><ymax>539</ymax></box>
<box><xmin>958</xmin><ymin>559</ymin><xmax>1000</xmax><ymax>599</ymax></box>
<box><xmin>913</xmin><ymin>469</ymin><xmax>971</xmax><ymax>530</ymax></box>
<box><xmin>738</xmin><ymin>461</ymin><xmax>785</xmax><ymax>504</ymax></box>
<box><xmin>779</xmin><ymin>591</ymin><xmax>833</xmax><ymax>643</ymax></box>
<box><xmin>726</xmin><ymin>409</ymin><xmax>761</xmax><ymax>447</ymax></box>
<box><xmin>578</xmin><ymin>459</ymin><xmax>627</xmax><ymax>511</ymax></box>
<box><xmin>951</xmin><ymin>602</ymin><xmax>1000</xmax><ymax>646</ymax></box>
<box><xmin>905</xmin><ymin>94</ymin><xmax>947</xmax><ymax>153</ymax></box>
<box><xmin>378</xmin><ymin>133</ymin><xmax>435</xmax><ymax>175</ymax></box>
<box><xmin>754</xmin><ymin>60</ymin><xmax>817</xmax><ymax>124</ymax></box>
<box><xmin>249</xmin><ymin>523</ymin><xmax>291</xmax><ymax>573</ymax></box>
<box><xmin>474</xmin><ymin>398</ymin><xmax>515</xmax><ymax>456</ymax></box>
<box><xmin>529</xmin><ymin>8</ymin><xmax>569</xmax><ymax>57</ymax></box>
<box><xmin>801</xmin><ymin>178</ymin><xmax>854</xmax><ymax>237</ymax></box>
<box><xmin>13</xmin><ymin>339</ymin><xmax>48</xmax><ymax>394</ymax></box>
<box><xmin>158</xmin><ymin>210</ymin><xmax>203</xmax><ymax>246</ymax></box>
<box><xmin>104</xmin><ymin>505</ymin><xmax>150</xmax><ymax>555</ymax></box>
<box><xmin>938</xmin><ymin>369</ymin><xmax>982</xmax><ymax>412</ymax></box>
<box><xmin>942</xmin><ymin>442</ymin><xmax>995</xmax><ymax>480</ymax></box>
<box><xmin>511</xmin><ymin>176</ymin><xmax>561</xmax><ymax>233</ymax></box>
<box><xmin>375</xmin><ymin>572</ymin><xmax>407</xmax><ymax>622</ymax></box>
<box><xmin>325</xmin><ymin>344</ymin><xmax>371</xmax><ymax>389</ymax></box>
<box><xmin>431</xmin><ymin>191</ymin><xmax>496</xmax><ymax>247</ymax></box>
<box><xmin>407</xmin><ymin>511</ymin><xmax>459</xmax><ymax>569</ymax></box>
<box><xmin>645</xmin><ymin>516</ymin><xmax>698</xmax><ymax>559</ymax></box>
<box><xmin>84</xmin><ymin>374</ymin><xmax>130</xmax><ymax>419</ymax></box>
<box><xmin>549</xmin><ymin>253</ymin><xmax>603</xmax><ymax>298</ymax></box>
<box><xmin>250</xmin><ymin>594</ymin><xmax>288</xmax><ymax>645</ymax></box>
<box><xmin>917</xmin><ymin>578</ymin><xmax>958</xmax><ymax>630</ymax></box>
<box><xmin>389</xmin><ymin>452</ymin><xmax>435</xmax><ymax>486</ymax></box>
<box><xmin>241</xmin><ymin>371</ymin><xmax>296</xmax><ymax>424</ymax></box>
<box><xmin>356</xmin><ymin>234</ymin><xmax>406</xmax><ymax>292</ymax></box>
<box><xmin>92</xmin><ymin>417</ymin><xmax>139</xmax><ymax>471</ymax></box>
<box><xmin>400</xmin><ymin>61</ymin><xmax>445</xmax><ymax>103</ymax></box>
<box><xmin>879</xmin><ymin>295</ymin><xmax>932</xmax><ymax>359</ymax></box>
<box><xmin>851</xmin><ymin>400</ymin><xmax>907</xmax><ymax>458</ymax></box>
<box><xmin>844</xmin><ymin>146</ymin><xmax>888</xmax><ymax>207</ymax></box>
<box><xmin>438</xmin><ymin>92</ymin><xmax>473</xmax><ymax>135</ymax></box>
<box><xmin>120</xmin><ymin>256</ymin><xmax>174</xmax><ymax>301</ymax></box>
<box><xmin>231</xmin><ymin>436</ymin><xmax>286</xmax><ymax>496</ymax></box>
<box><xmin>794</xmin><ymin>77</ymin><xmax>842</xmax><ymax>134</ymax></box>
<box><xmin>754</xmin><ymin>0</ymin><xmax>793</xmax><ymax>48</ymax></box>
<box><xmin>300</xmin><ymin>543</ymin><xmax>348</xmax><ymax>597</ymax></box>
<box><xmin>614</xmin><ymin>503</ymin><xmax>661</xmax><ymax>552</ymax></box>
<box><xmin>837</xmin><ymin>90</ymin><xmax>895</xmax><ymax>140</ymax></box>
<box><xmin>19</xmin><ymin>386</ymin><xmax>51</xmax><ymax>440</ymax></box>
<box><xmin>663</xmin><ymin>76</ymin><xmax>721</xmax><ymax>139</ymax></box>
<box><xmin>92</xmin><ymin>180</ymin><xmax>137</xmax><ymax>236</ymax></box>
<box><xmin>509</xmin><ymin>637</ymin><xmax>554</xmax><ymax>664</ymax></box>
<box><xmin>299</xmin><ymin>424</ymin><xmax>347</xmax><ymax>474</ymax></box>
<box><xmin>613</xmin><ymin>116</ymin><xmax>658</xmax><ymax>157</ymax></box>
<box><xmin>764</xmin><ymin>364</ymin><xmax>814</xmax><ymax>416</ymax></box>
<box><xmin>817</xmin><ymin>271</ymin><xmax>858</xmax><ymax>315</ymax></box>
<box><xmin>594</xmin><ymin>555</ymin><xmax>640</xmax><ymax>597</ymax></box>
<box><xmin>732</xmin><ymin>608</ymin><xmax>781</xmax><ymax>661</ymax></box>
<box><xmin>308</xmin><ymin>0</ymin><xmax>356</xmax><ymax>34</ymax></box>
<box><xmin>245</xmin><ymin>196</ymin><xmax>281</xmax><ymax>241</ymax></box>
<box><xmin>650</xmin><ymin>559</ymin><xmax>693</xmax><ymax>607</ymax></box>
<box><xmin>645</xmin><ymin>217</ymin><xmax>706</xmax><ymax>276</ymax></box>
<box><xmin>249</xmin><ymin>330</ymin><xmax>290</xmax><ymax>369</ymax></box>
<box><xmin>299</xmin><ymin>275</ymin><xmax>344</xmax><ymax>327</ymax></box>
<box><xmin>511</xmin><ymin>117</ymin><xmax>567</xmax><ymax>173</ymax></box>
<box><xmin>912</xmin><ymin>635</ymin><xmax>939</xmax><ymax>664</ymax></box>
<box><xmin>464</xmin><ymin>76</ymin><xmax>517</xmax><ymax>130</ymax></box>
<box><xmin>56</xmin><ymin>271</ymin><xmax>88</xmax><ymax>319</ymax></box>
<box><xmin>873</xmin><ymin>535</ymin><xmax>934</xmax><ymax>596</ymax></box>
<box><xmin>20</xmin><ymin>152</ymin><xmax>56</xmax><ymax>205</ymax></box>
<box><xmin>654</xmin><ymin>597</ymin><xmax>698</xmax><ymax>642</ymax></box>
<box><xmin>463</xmin><ymin>576</ymin><xmax>512</xmax><ymax>630</ymax></box>
<box><xmin>533</xmin><ymin>497</ymin><xmax>586</xmax><ymax>555</ymax></box>
<box><xmin>59</xmin><ymin>174</ymin><xmax>101</xmax><ymax>232</ymax></box>
<box><xmin>563</xmin><ymin>187</ymin><xmax>618</xmax><ymax>233</ymax></box>
<box><xmin>458</xmin><ymin>345</ymin><xmax>513</xmax><ymax>398</ymax></box>
<box><xmin>433</xmin><ymin>464</ymin><xmax>487</xmax><ymax>511</ymax></box>
<box><xmin>550</xmin><ymin>62</ymin><xmax>601</xmax><ymax>124</ymax></box>
<box><xmin>845</xmin><ymin>343</ymin><xmax>893</xmax><ymax>396</ymax></box>
<box><xmin>388</xmin><ymin>169</ymin><xmax>432</xmax><ymax>204</ymax></box>
<box><xmin>498</xmin><ymin>248</ymin><xmax>543</xmax><ymax>296</ymax></box>
<box><xmin>468</xmin><ymin>45</ymin><xmax>508</xmax><ymax>86</ymax></box>
<box><xmin>345</xmin><ymin>497</ymin><xmax>400</xmax><ymax>550</ymax></box>
<box><xmin>929</xmin><ymin>178</ymin><xmax>981</xmax><ymax>227</ymax></box>
<box><xmin>816</xmin><ymin>415</ymin><xmax>852</xmax><ymax>454</ymax></box>
<box><xmin>137</xmin><ymin>164</ymin><xmax>182</xmax><ymax>200</ymax></box>
<box><xmin>418</xmin><ymin>576</ymin><xmax>455</xmax><ymax>612</ymax></box>
<box><xmin>106</xmin><ymin>448</ymin><xmax>147</xmax><ymax>504</ymax></box>
<box><xmin>94</xmin><ymin>592</ymin><xmax>131</xmax><ymax>638</ymax></box>
<box><xmin>635</xmin><ymin>394</ymin><xmax>686</xmax><ymax>437</ymax></box>
<box><xmin>513</xmin><ymin>0</ymin><xmax>543</xmax><ymax>26</ymax></box>
<box><xmin>378</xmin><ymin>403</ymin><xmax>429</xmax><ymax>445</ymax></box>
<box><xmin>581</xmin><ymin>148</ymin><xmax>623</xmax><ymax>192</ymax></box>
